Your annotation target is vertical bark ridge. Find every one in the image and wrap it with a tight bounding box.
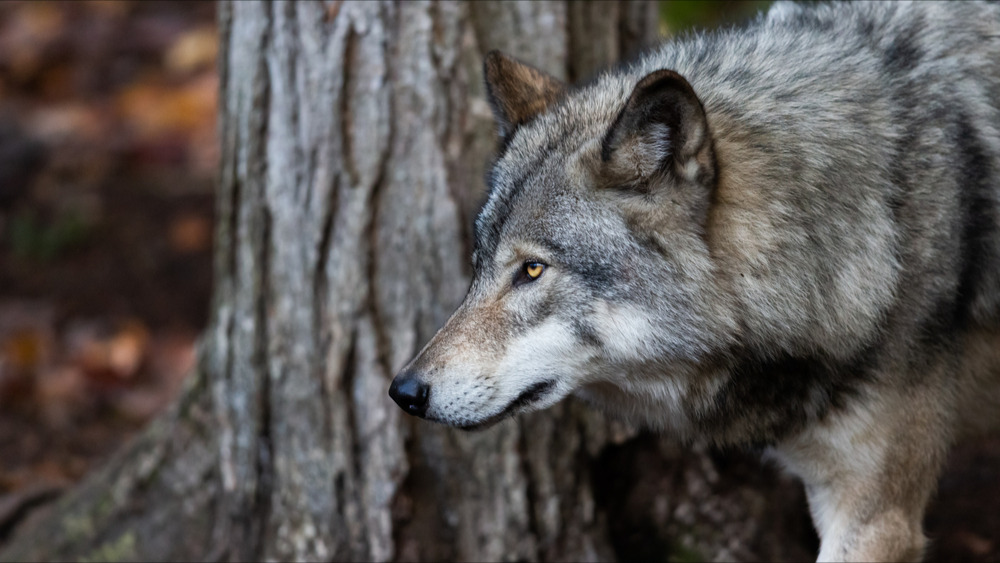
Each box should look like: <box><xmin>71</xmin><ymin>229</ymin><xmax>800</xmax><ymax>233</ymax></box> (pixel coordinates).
<box><xmin>253</xmin><ymin>205</ymin><xmax>275</xmax><ymax>561</ymax></box>
<box><xmin>210</xmin><ymin>1</ymin><xmax>276</xmax><ymax>560</ymax></box>
<box><xmin>261</xmin><ymin>1</ymin><xmax>344</xmax><ymax>558</ymax></box>
<box><xmin>567</xmin><ymin>1</ymin><xmax>621</xmax><ymax>82</ymax></box>
<box><xmin>618</xmin><ymin>1</ymin><xmax>659</xmax><ymax>61</ymax></box>
<box><xmin>313</xmin><ymin>175</ymin><xmax>337</xmax><ymax>348</ymax></box>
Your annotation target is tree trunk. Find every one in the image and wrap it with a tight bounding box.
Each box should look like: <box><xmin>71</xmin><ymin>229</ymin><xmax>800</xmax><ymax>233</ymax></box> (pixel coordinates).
<box><xmin>0</xmin><ymin>2</ymin><xmax>814</xmax><ymax>561</ymax></box>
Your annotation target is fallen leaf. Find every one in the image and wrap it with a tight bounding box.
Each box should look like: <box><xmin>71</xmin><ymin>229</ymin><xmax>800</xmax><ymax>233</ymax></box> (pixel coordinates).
<box><xmin>164</xmin><ymin>26</ymin><xmax>217</xmax><ymax>75</ymax></box>
<box><xmin>107</xmin><ymin>320</ymin><xmax>150</xmax><ymax>378</ymax></box>
<box><xmin>2</xmin><ymin>330</ymin><xmax>46</xmax><ymax>372</ymax></box>
<box><xmin>116</xmin><ymin>74</ymin><xmax>217</xmax><ymax>140</ymax></box>
<box><xmin>0</xmin><ymin>302</ymin><xmax>55</xmax><ymax>407</ymax></box>
<box><xmin>68</xmin><ymin>319</ymin><xmax>149</xmax><ymax>384</ymax></box>
<box><xmin>168</xmin><ymin>213</ymin><xmax>211</xmax><ymax>254</ymax></box>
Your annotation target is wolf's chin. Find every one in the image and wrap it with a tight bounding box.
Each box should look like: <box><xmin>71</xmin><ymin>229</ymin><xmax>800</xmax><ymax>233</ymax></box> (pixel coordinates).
<box><xmin>452</xmin><ymin>380</ymin><xmax>557</xmax><ymax>431</ymax></box>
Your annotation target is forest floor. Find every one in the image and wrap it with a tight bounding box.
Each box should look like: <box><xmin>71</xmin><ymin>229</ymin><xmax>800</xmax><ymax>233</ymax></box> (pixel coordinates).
<box><xmin>0</xmin><ymin>1</ymin><xmax>214</xmax><ymax>545</ymax></box>
<box><xmin>0</xmin><ymin>2</ymin><xmax>997</xmax><ymax>561</ymax></box>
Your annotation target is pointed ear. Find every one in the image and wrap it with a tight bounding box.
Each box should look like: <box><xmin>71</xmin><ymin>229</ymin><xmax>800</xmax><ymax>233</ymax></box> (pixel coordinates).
<box><xmin>484</xmin><ymin>50</ymin><xmax>566</xmax><ymax>140</ymax></box>
<box><xmin>601</xmin><ymin>69</ymin><xmax>715</xmax><ymax>187</ymax></box>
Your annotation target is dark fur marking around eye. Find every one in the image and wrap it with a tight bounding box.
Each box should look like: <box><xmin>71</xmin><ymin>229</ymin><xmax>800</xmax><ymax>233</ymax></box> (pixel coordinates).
<box><xmin>539</xmin><ymin>237</ymin><xmax>618</xmax><ymax>295</ymax></box>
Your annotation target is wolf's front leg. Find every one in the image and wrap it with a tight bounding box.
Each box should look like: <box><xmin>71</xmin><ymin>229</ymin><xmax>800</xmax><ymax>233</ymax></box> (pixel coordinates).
<box><xmin>812</xmin><ymin>501</ymin><xmax>928</xmax><ymax>562</ymax></box>
<box><xmin>774</xmin><ymin>387</ymin><xmax>952</xmax><ymax>562</ymax></box>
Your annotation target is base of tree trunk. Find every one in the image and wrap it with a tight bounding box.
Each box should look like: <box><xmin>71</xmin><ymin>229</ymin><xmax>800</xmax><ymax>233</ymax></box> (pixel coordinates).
<box><xmin>1</xmin><ymin>367</ymin><xmax>221</xmax><ymax>562</ymax></box>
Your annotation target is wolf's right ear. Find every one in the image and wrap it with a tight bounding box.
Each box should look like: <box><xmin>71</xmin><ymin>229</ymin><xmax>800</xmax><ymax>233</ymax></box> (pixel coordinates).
<box><xmin>601</xmin><ymin>69</ymin><xmax>715</xmax><ymax>188</ymax></box>
<box><xmin>484</xmin><ymin>50</ymin><xmax>566</xmax><ymax>141</ymax></box>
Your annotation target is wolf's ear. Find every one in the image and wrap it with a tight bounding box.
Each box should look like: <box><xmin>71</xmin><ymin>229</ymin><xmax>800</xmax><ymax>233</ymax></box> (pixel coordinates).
<box><xmin>601</xmin><ymin>69</ymin><xmax>714</xmax><ymax>187</ymax></box>
<box><xmin>484</xmin><ymin>50</ymin><xmax>566</xmax><ymax>140</ymax></box>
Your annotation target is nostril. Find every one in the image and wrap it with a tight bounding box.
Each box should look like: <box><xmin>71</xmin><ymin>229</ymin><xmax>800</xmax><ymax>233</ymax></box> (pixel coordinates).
<box><xmin>388</xmin><ymin>371</ymin><xmax>430</xmax><ymax>418</ymax></box>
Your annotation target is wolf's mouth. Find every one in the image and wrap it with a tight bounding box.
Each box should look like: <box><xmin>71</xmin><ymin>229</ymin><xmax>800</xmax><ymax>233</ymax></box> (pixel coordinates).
<box><xmin>457</xmin><ymin>380</ymin><xmax>556</xmax><ymax>431</ymax></box>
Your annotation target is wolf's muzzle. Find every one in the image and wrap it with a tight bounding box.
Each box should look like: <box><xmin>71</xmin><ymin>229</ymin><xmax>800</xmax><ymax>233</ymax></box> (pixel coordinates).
<box><xmin>388</xmin><ymin>370</ymin><xmax>430</xmax><ymax>418</ymax></box>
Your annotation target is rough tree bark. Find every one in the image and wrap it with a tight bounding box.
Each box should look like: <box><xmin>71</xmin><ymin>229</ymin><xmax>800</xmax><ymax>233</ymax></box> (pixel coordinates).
<box><xmin>0</xmin><ymin>2</ymin><xmax>815</xmax><ymax>561</ymax></box>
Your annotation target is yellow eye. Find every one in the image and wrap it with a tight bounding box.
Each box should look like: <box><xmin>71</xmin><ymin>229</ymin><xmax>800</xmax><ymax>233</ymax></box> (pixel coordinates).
<box><xmin>525</xmin><ymin>262</ymin><xmax>544</xmax><ymax>279</ymax></box>
<box><xmin>513</xmin><ymin>261</ymin><xmax>547</xmax><ymax>288</ymax></box>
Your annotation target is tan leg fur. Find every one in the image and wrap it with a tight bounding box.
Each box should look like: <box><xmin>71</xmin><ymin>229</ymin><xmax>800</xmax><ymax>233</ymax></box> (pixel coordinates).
<box><xmin>774</xmin><ymin>383</ymin><xmax>954</xmax><ymax>562</ymax></box>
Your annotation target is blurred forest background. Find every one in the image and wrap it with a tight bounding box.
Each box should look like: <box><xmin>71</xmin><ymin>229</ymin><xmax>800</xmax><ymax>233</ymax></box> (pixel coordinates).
<box><xmin>0</xmin><ymin>1</ymin><xmax>996</xmax><ymax>561</ymax></box>
<box><xmin>0</xmin><ymin>1</ymin><xmax>216</xmax><ymax>532</ymax></box>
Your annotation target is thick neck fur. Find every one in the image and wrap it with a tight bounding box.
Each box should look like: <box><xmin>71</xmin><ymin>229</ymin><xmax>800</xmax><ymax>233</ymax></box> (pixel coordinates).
<box><xmin>705</xmin><ymin>109</ymin><xmax>899</xmax><ymax>363</ymax></box>
<box><xmin>683</xmin><ymin>96</ymin><xmax>903</xmax><ymax>445</ymax></box>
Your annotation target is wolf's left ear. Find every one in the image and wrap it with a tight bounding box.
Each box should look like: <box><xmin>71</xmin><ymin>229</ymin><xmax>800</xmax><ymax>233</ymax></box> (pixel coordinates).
<box><xmin>484</xmin><ymin>50</ymin><xmax>566</xmax><ymax>140</ymax></box>
<box><xmin>601</xmin><ymin>69</ymin><xmax>715</xmax><ymax>187</ymax></box>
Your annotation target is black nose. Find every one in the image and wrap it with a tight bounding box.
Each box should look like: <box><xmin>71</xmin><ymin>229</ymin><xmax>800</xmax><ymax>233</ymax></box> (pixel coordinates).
<box><xmin>388</xmin><ymin>370</ymin><xmax>430</xmax><ymax>418</ymax></box>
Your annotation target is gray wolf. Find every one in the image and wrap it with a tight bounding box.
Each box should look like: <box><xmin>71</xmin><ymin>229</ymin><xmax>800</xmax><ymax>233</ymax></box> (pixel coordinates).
<box><xmin>388</xmin><ymin>2</ymin><xmax>1000</xmax><ymax>560</ymax></box>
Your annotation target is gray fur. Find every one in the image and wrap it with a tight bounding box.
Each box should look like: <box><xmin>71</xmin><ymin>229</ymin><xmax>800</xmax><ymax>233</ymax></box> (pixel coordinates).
<box><xmin>392</xmin><ymin>2</ymin><xmax>1000</xmax><ymax>560</ymax></box>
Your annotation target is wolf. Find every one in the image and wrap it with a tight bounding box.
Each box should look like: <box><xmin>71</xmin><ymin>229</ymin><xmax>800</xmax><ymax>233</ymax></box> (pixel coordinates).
<box><xmin>388</xmin><ymin>1</ymin><xmax>1000</xmax><ymax>560</ymax></box>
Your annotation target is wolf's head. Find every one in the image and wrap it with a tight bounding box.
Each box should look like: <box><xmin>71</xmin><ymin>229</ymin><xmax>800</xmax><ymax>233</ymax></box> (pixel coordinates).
<box><xmin>389</xmin><ymin>51</ymin><xmax>736</xmax><ymax>430</ymax></box>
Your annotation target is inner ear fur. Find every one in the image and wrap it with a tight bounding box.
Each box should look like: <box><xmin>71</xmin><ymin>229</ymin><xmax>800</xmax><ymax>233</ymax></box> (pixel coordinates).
<box><xmin>484</xmin><ymin>50</ymin><xmax>566</xmax><ymax>139</ymax></box>
<box><xmin>601</xmin><ymin>69</ymin><xmax>715</xmax><ymax>187</ymax></box>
